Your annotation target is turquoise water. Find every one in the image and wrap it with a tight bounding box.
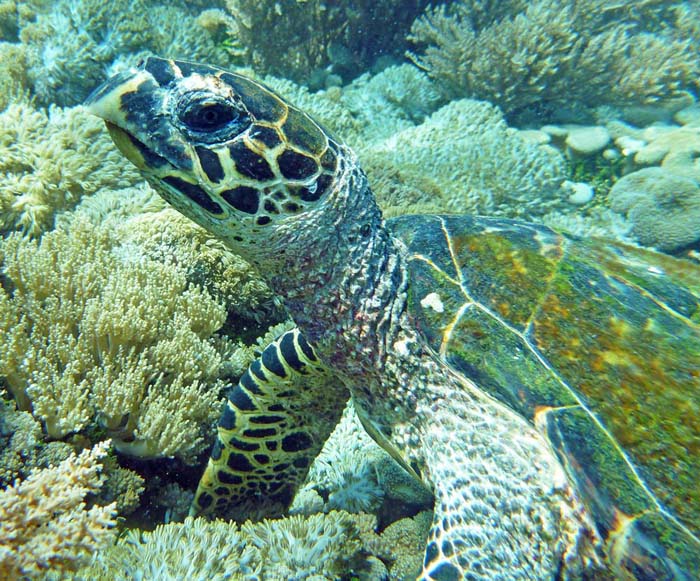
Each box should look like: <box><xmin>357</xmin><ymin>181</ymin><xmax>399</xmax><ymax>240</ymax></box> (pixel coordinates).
<box><xmin>0</xmin><ymin>1</ymin><xmax>699</xmax><ymax>579</ymax></box>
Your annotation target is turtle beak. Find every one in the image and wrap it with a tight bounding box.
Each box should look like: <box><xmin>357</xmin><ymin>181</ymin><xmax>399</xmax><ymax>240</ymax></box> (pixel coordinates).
<box><xmin>85</xmin><ymin>68</ymin><xmax>140</xmax><ymax>118</ymax></box>
<box><xmin>85</xmin><ymin>68</ymin><xmax>159</xmax><ymax>171</ymax></box>
<box><xmin>85</xmin><ymin>66</ymin><xmax>187</xmax><ymax>172</ymax></box>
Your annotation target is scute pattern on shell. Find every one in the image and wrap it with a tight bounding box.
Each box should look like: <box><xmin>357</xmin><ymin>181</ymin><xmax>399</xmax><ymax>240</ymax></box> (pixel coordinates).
<box><xmin>391</xmin><ymin>213</ymin><xmax>700</xmax><ymax>568</ymax></box>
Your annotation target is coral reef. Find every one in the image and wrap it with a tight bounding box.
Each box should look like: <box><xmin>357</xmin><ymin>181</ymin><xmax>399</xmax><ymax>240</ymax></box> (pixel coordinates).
<box><xmin>300</xmin><ymin>401</ymin><xmax>431</xmax><ymax>517</ymax></box>
<box><xmin>264</xmin><ymin>64</ymin><xmax>444</xmax><ymax>151</ymax></box>
<box><xmin>77</xmin><ymin>512</ymin><xmax>366</xmax><ymax>580</ymax></box>
<box><xmin>0</xmin><ymin>216</ymin><xmax>228</xmax><ymax>462</ymax></box>
<box><xmin>609</xmin><ymin>167</ymin><xmax>700</xmax><ymax>252</ymax></box>
<box><xmin>99</xmin><ymin>456</ymin><xmax>146</xmax><ymax>516</ymax></box>
<box><xmin>361</xmin><ymin>99</ymin><xmax>567</xmax><ymax>218</ymax></box>
<box><xmin>17</xmin><ymin>0</ymin><xmax>232</xmax><ymax>107</ymax></box>
<box><xmin>118</xmin><ymin>207</ymin><xmax>280</xmax><ymax>332</ymax></box>
<box><xmin>633</xmin><ymin>125</ymin><xmax>700</xmax><ymax>181</ymax></box>
<box><xmin>0</xmin><ymin>441</ymin><xmax>117</xmax><ymax>580</ymax></box>
<box><xmin>305</xmin><ymin>403</ymin><xmax>387</xmax><ymax>514</ymax></box>
<box><xmin>542</xmin><ymin>206</ymin><xmax>633</xmax><ymax>243</ymax></box>
<box><xmin>223</xmin><ymin>0</ymin><xmax>432</xmax><ymax>85</ymax></box>
<box><xmin>264</xmin><ymin>69</ymin><xmax>555</xmax><ymax>223</ymax></box>
<box><xmin>409</xmin><ymin>0</ymin><xmax>699</xmax><ymax>122</ymax></box>
<box><xmin>0</xmin><ymin>42</ymin><xmax>29</xmax><ymax>109</ymax></box>
<box><xmin>0</xmin><ymin>397</ymin><xmax>43</xmax><ymax>486</ymax></box>
<box><xmin>360</xmin><ymin>511</ymin><xmax>433</xmax><ymax>581</ymax></box>
<box><xmin>0</xmin><ymin>102</ymin><xmax>141</xmax><ymax>236</ymax></box>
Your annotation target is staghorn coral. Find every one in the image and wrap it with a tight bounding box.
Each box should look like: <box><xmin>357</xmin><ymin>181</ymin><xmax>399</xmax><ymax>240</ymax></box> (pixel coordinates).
<box><xmin>0</xmin><ymin>216</ymin><xmax>227</xmax><ymax>462</ymax></box>
<box><xmin>409</xmin><ymin>0</ymin><xmax>699</xmax><ymax>122</ymax></box>
<box><xmin>76</xmin><ymin>512</ymin><xmax>367</xmax><ymax>580</ymax></box>
<box><xmin>609</xmin><ymin>166</ymin><xmax>700</xmax><ymax>252</ymax></box>
<box><xmin>0</xmin><ymin>441</ymin><xmax>117</xmax><ymax>580</ymax></box>
<box><xmin>0</xmin><ymin>102</ymin><xmax>141</xmax><ymax>236</ymax></box>
<box><xmin>361</xmin><ymin>99</ymin><xmax>567</xmax><ymax>219</ymax></box>
<box><xmin>223</xmin><ymin>0</ymin><xmax>432</xmax><ymax>84</ymax></box>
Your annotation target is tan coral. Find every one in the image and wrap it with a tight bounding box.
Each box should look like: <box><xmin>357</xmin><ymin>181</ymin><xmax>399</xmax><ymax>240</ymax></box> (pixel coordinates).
<box><xmin>76</xmin><ymin>512</ymin><xmax>367</xmax><ymax>580</ymax></box>
<box><xmin>360</xmin><ymin>99</ymin><xmax>567</xmax><ymax>218</ymax></box>
<box><xmin>0</xmin><ymin>441</ymin><xmax>117</xmax><ymax>580</ymax></box>
<box><xmin>0</xmin><ymin>217</ymin><xmax>227</xmax><ymax>462</ymax></box>
<box><xmin>609</xmin><ymin>166</ymin><xmax>700</xmax><ymax>251</ymax></box>
<box><xmin>119</xmin><ymin>208</ymin><xmax>278</xmax><ymax>327</ymax></box>
<box><xmin>634</xmin><ymin>125</ymin><xmax>700</xmax><ymax>181</ymax></box>
<box><xmin>409</xmin><ymin>0</ymin><xmax>699</xmax><ymax>120</ymax></box>
<box><xmin>0</xmin><ymin>102</ymin><xmax>141</xmax><ymax>236</ymax></box>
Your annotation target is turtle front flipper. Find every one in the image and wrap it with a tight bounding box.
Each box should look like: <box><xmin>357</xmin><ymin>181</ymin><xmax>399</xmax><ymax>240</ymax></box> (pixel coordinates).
<box><xmin>190</xmin><ymin>328</ymin><xmax>346</xmax><ymax>520</ymax></box>
<box><xmin>416</xmin><ymin>390</ymin><xmax>600</xmax><ymax>581</ymax></box>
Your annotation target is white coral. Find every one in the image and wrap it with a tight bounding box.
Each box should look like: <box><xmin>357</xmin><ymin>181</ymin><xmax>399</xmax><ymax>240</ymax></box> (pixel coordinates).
<box><xmin>0</xmin><ymin>441</ymin><xmax>117</xmax><ymax>579</ymax></box>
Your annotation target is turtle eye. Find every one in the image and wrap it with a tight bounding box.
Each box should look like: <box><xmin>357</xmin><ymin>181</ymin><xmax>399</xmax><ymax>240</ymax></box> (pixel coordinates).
<box><xmin>180</xmin><ymin>100</ymin><xmax>237</xmax><ymax>132</ymax></box>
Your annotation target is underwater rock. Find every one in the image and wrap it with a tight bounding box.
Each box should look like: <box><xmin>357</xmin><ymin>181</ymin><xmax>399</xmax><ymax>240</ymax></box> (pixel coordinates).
<box><xmin>562</xmin><ymin>180</ymin><xmax>595</xmax><ymax>205</ymax></box>
<box><xmin>565</xmin><ymin>126</ymin><xmax>611</xmax><ymax>157</ymax></box>
<box><xmin>634</xmin><ymin>125</ymin><xmax>700</xmax><ymax>181</ymax></box>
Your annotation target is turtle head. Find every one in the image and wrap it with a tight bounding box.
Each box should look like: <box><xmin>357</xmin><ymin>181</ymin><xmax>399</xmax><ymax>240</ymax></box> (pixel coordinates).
<box><xmin>86</xmin><ymin>56</ymin><xmax>342</xmax><ymax>254</ymax></box>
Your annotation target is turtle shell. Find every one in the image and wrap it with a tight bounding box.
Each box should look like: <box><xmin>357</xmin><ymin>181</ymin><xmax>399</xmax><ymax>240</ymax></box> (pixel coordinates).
<box><xmin>389</xmin><ymin>213</ymin><xmax>700</xmax><ymax>577</ymax></box>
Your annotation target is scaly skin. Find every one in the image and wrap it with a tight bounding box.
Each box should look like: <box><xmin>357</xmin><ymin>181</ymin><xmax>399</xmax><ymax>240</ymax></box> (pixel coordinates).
<box><xmin>86</xmin><ymin>57</ymin><xmax>597</xmax><ymax>578</ymax></box>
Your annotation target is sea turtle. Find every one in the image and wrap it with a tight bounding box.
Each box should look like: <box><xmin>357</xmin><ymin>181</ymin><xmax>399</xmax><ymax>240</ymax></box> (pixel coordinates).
<box><xmin>86</xmin><ymin>57</ymin><xmax>700</xmax><ymax>580</ymax></box>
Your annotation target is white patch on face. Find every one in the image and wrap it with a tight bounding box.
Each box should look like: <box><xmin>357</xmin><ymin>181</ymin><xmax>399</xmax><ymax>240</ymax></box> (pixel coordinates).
<box><xmin>420</xmin><ymin>292</ymin><xmax>444</xmax><ymax>313</ymax></box>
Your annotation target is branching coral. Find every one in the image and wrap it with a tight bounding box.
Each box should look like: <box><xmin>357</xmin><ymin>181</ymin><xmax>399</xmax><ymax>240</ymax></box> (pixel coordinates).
<box><xmin>119</xmin><ymin>208</ymin><xmax>280</xmax><ymax>331</ymax></box>
<box><xmin>409</xmin><ymin>0</ymin><xmax>699</xmax><ymax>121</ymax></box>
<box><xmin>0</xmin><ymin>441</ymin><xmax>117</xmax><ymax>580</ymax></box>
<box><xmin>18</xmin><ymin>0</ymin><xmax>232</xmax><ymax>106</ymax></box>
<box><xmin>77</xmin><ymin>512</ymin><xmax>366</xmax><ymax>580</ymax></box>
<box><xmin>300</xmin><ymin>401</ymin><xmax>431</xmax><ymax>517</ymax></box>
<box><xmin>0</xmin><ymin>102</ymin><xmax>141</xmax><ymax>236</ymax></box>
<box><xmin>361</xmin><ymin>99</ymin><xmax>567</xmax><ymax>218</ymax></box>
<box><xmin>0</xmin><ymin>216</ymin><xmax>227</xmax><ymax>462</ymax></box>
<box><xmin>224</xmin><ymin>0</ymin><xmax>432</xmax><ymax>83</ymax></box>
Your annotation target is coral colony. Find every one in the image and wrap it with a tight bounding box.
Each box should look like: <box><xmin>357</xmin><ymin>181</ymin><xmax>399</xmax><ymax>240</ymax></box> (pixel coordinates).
<box><xmin>0</xmin><ymin>1</ymin><xmax>699</xmax><ymax>579</ymax></box>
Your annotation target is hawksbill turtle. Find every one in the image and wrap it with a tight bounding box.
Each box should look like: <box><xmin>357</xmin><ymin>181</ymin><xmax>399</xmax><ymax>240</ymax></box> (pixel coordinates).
<box><xmin>87</xmin><ymin>57</ymin><xmax>699</xmax><ymax>580</ymax></box>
